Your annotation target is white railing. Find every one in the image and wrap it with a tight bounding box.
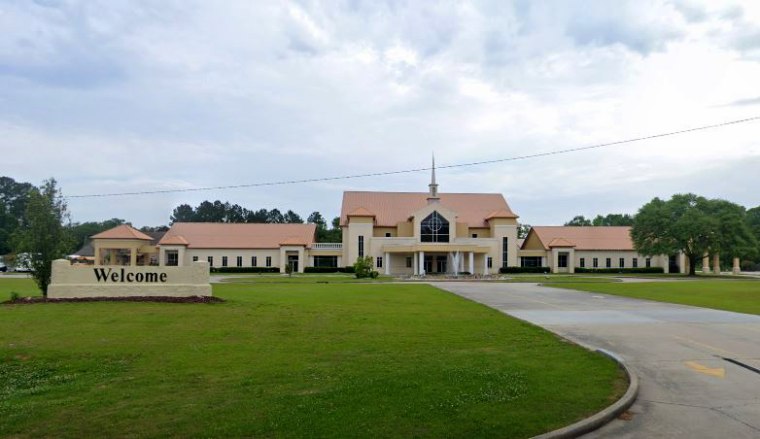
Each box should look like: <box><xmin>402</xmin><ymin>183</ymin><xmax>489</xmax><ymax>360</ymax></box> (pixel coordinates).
<box><xmin>312</xmin><ymin>243</ymin><xmax>342</xmax><ymax>250</ymax></box>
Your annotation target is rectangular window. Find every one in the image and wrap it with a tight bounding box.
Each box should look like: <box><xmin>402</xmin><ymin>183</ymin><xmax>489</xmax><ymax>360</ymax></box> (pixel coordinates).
<box><xmin>521</xmin><ymin>257</ymin><xmax>542</xmax><ymax>267</ymax></box>
<box><xmin>579</xmin><ymin>257</ymin><xmax>585</xmax><ymax>268</ymax></box>
<box><xmin>472</xmin><ymin>233</ymin><xmax>478</xmax><ymax>238</ymax></box>
<box><xmin>502</xmin><ymin>237</ymin><xmax>509</xmax><ymax>268</ymax></box>
<box><xmin>166</xmin><ymin>251</ymin><xmax>178</xmax><ymax>266</ymax></box>
<box><xmin>192</xmin><ymin>256</ymin><xmax>198</xmax><ymax>262</ymax></box>
<box><xmin>606</xmin><ymin>258</ymin><xmax>612</xmax><ymax>268</ymax></box>
<box><xmin>266</xmin><ymin>256</ymin><xmax>272</xmax><ymax>267</ymax></box>
<box><xmin>487</xmin><ymin>257</ymin><xmax>493</xmax><ymax>268</ymax></box>
<box><xmin>406</xmin><ymin>256</ymin><xmax>412</xmax><ymax>268</ymax></box>
<box><xmin>358</xmin><ymin>236</ymin><xmax>364</xmax><ymax>257</ymax></box>
<box><xmin>385</xmin><ymin>232</ymin><xmax>391</xmax><ymax>237</ymax></box>
<box><xmin>619</xmin><ymin>258</ymin><xmax>625</xmax><ymax>268</ymax></box>
<box><xmin>377</xmin><ymin>256</ymin><xmax>383</xmax><ymax>268</ymax></box>
<box><xmin>313</xmin><ymin>256</ymin><xmax>338</xmax><ymax>268</ymax></box>
<box><xmin>207</xmin><ymin>256</ymin><xmax>213</xmax><ymax>267</ymax></box>
<box><xmin>633</xmin><ymin>258</ymin><xmax>638</xmax><ymax>268</ymax></box>
<box><xmin>593</xmin><ymin>258</ymin><xmax>599</xmax><ymax>268</ymax></box>
<box><xmin>222</xmin><ymin>256</ymin><xmax>228</xmax><ymax>267</ymax></box>
<box><xmin>646</xmin><ymin>258</ymin><xmax>651</xmax><ymax>268</ymax></box>
<box><xmin>558</xmin><ymin>253</ymin><xmax>568</xmax><ymax>268</ymax></box>
<box><xmin>252</xmin><ymin>256</ymin><xmax>257</xmax><ymax>267</ymax></box>
<box><xmin>236</xmin><ymin>256</ymin><xmax>243</xmax><ymax>267</ymax></box>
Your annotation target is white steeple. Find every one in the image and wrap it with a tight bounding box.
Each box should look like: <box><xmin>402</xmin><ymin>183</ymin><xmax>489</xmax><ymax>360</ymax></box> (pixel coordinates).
<box><xmin>427</xmin><ymin>153</ymin><xmax>440</xmax><ymax>204</ymax></box>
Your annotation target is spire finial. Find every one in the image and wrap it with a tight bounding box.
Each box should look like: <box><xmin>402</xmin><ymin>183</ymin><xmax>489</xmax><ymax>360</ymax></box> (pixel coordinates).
<box><xmin>428</xmin><ymin>152</ymin><xmax>439</xmax><ymax>203</ymax></box>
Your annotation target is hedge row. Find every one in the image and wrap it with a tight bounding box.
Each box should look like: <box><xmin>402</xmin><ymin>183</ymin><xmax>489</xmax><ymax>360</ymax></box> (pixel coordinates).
<box><xmin>210</xmin><ymin>267</ymin><xmax>280</xmax><ymax>273</ymax></box>
<box><xmin>499</xmin><ymin>267</ymin><xmax>665</xmax><ymax>274</ymax></box>
<box><xmin>304</xmin><ymin>266</ymin><xmax>356</xmax><ymax>274</ymax></box>
<box><xmin>575</xmin><ymin>267</ymin><xmax>664</xmax><ymax>274</ymax></box>
<box><xmin>499</xmin><ymin>267</ymin><xmax>551</xmax><ymax>274</ymax></box>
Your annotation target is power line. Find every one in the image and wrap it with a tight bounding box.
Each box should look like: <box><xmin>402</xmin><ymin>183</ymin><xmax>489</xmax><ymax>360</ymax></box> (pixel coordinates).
<box><xmin>65</xmin><ymin>115</ymin><xmax>760</xmax><ymax>199</ymax></box>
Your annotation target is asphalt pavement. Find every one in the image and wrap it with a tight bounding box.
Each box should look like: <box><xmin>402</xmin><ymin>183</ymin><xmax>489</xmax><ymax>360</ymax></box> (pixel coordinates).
<box><xmin>432</xmin><ymin>282</ymin><xmax>760</xmax><ymax>439</ymax></box>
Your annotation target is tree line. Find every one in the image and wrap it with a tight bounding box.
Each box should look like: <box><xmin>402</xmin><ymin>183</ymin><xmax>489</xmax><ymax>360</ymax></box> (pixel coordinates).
<box><xmin>170</xmin><ymin>201</ymin><xmax>341</xmax><ymax>242</ymax></box>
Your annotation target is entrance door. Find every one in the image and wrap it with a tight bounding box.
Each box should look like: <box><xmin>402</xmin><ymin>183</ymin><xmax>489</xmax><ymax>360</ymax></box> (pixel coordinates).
<box><xmin>436</xmin><ymin>256</ymin><xmax>447</xmax><ymax>274</ymax></box>
<box><xmin>288</xmin><ymin>255</ymin><xmax>299</xmax><ymax>272</ymax></box>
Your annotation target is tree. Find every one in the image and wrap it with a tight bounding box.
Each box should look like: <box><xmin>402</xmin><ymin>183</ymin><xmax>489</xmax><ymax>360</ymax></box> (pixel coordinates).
<box><xmin>591</xmin><ymin>214</ymin><xmax>634</xmax><ymax>226</ymax></box>
<box><xmin>14</xmin><ymin>179</ymin><xmax>72</xmax><ymax>296</ymax></box>
<box><xmin>0</xmin><ymin>176</ymin><xmax>34</xmax><ymax>254</ymax></box>
<box><xmin>307</xmin><ymin>211</ymin><xmax>327</xmax><ymax>230</ymax></box>
<box><xmin>518</xmin><ymin>223</ymin><xmax>531</xmax><ymax>239</ymax></box>
<box><xmin>747</xmin><ymin>206</ymin><xmax>760</xmax><ymax>259</ymax></box>
<box><xmin>170</xmin><ymin>204</ymin><xmax>195</xmax><ymax>223</ymax></box>
<box><xmin>353</xmin><ymin>256</ymin><xmax>378</xmax><ymax>279</ymax></box>
<box><xmin>564</xmin><ymin>215</ymin><xmax>592</xmax><ymax>226</ymax></box>
<box><xmin>705</xmin><ymin>199</ymin><xmax>757</xmax><ymax>265</ymax></box>
<box><xmin>283</xmin><ymin>210</ymin><xmax>304</xmax><ymax>224</ymax></box>
<box><xmin>266</xmin><ymin>208</ymin><xmax>284</xmax><ymax>224</ymax></box>
<box><xmin>632</xmin><ymin>194</ymin><xmax>725</xmax><ymax>276</ymax></box>
<box><xmin>247</xmin><ymin>208</ymin><xmax>269</xmax><ymax>223</ymax></box>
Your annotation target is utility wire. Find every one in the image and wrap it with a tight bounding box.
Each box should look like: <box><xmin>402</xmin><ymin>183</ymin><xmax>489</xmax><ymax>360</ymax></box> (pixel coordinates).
<box><xmin>65</xmin><ymin>115</ymin><xmax>760</xmax><ymax>199</ymax></box>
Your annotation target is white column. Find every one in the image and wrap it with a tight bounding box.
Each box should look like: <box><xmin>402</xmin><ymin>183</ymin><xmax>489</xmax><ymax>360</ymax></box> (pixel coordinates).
<box><xmin>483</xmin><ymin>254</ymin><xmax>489</xmax><ymax>275</ymax></box>
<box><xmin>733</xmin><ymin>257</ymin><xmax>741</xmax><ymax>275</ymax></box>
<box><xmin>413</xmin><ymin>252</ymin><xmax>418</xmax><ymax>275</ymax></box>
<box><xmin>419</xmin><ymin>251</ymin><xmax>425</xmax><ymax>275</ymax></box>
<box><xmin>468</xmin><ymin>252</ymin><xmax>474</xmax><ymax>274</ymax></box>
<box><xmin>702</xmin><ymin>255</ymin><xmax>710</xmax><ymax>273</ymax></box>
<box><xmin>298</xmin><ymin>247</ymin><xmax>305</xmax><ymax>273</ymax></box>
<box><xmin>384</xmin><ymin>252</ymin><xmax>390</xmax><ymax>275</ymax></box>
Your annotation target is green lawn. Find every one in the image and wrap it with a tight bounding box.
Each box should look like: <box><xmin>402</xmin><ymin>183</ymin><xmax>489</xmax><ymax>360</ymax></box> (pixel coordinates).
<box><xmin>552</xmin><ymin>280</ymin><xmax>760</xmax><ymax>315</ymax></box>
<box><xmin>1</xmin><ymin>278</ymin><xmax>625</xmax><ymax>438</ymax></box>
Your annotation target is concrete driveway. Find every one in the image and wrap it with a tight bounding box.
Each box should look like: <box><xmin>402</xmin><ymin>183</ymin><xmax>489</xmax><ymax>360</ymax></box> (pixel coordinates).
<box><xmin>432</xmin><ymin>282</ymin><xmax>760</xmax><ymax>439</ymax></box>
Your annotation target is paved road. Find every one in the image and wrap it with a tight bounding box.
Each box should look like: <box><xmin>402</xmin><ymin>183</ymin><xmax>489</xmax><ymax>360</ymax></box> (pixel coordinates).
<box><xmin>432</xmin><ymin>282</ymin><xmax>760</xmax><ymax>439</ymax></box>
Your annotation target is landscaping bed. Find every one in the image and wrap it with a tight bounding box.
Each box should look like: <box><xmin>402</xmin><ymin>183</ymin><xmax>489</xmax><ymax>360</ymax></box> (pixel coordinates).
<box><xmin>3</xmin><ymin>295</ymin><xmax>224</xmax><ymax>305</ymax></box>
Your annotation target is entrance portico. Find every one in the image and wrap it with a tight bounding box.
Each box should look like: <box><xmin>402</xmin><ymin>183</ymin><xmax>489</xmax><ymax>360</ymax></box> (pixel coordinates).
<box><xmin>384</xmin><ymin>245</ymin><xmax>488</xmax><ymax>275</ymax></box>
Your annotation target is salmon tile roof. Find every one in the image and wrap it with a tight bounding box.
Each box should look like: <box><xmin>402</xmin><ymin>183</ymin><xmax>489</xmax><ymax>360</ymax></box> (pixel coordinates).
<box><xmin>527</xmin><ymin>226</ymin><xmax>635</xmax><ymax>251</ymax></box>
<box><xmin>547</xmin><ymin>237</ymin><xmax>576</xmax><ymax>248</ymax></box>
<box><xmin>347</xmin><ymin>207</ymin><xmax>376</xmax><ymax>217</ymax></box>
<box><xmin>91</xmin><ymin>225</ymin><xmax>154</xmax><ymax>241</ymax></box>
<box><xmin>340</xmin><ymin>191</ymin><xmax>518</xmax><ymax>227</ymax></box>
<box><xmin>485</xmin><ymin>209</ymin><xmax>519</xmax><ymax>220</ymax></box>
<box><xmin>161</xmin><ymin>223</ymin><xmax>317</xmax><ymax>249</ymax></box>
<box><xmin>158</xmin><ymin>235</ymin><xmax>189</xmax><ymax>246</ymax></box>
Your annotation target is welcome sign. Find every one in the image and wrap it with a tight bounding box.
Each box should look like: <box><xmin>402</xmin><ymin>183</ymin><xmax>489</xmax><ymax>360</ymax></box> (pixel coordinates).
<box><xmin>48</xmin><ymin>259</ymin><xmax>212</xmax><ymax>298</ymax></box>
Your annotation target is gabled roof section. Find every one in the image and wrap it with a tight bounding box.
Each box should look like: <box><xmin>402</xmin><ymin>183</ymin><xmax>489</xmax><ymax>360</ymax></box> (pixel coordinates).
<box><xmin>158</xmin><ymin>235</ymin><xmax>189</xmax><ymax>246</ymax></box>
<box><xmin>526</xmin><ymin>226</ymin><xmax>635</xmax><ymax>251</ymax></box>
<box><xmin>548</xmin><ymin>237</ymin><xmax>576</xmax><ymax>248</ymax></box>
<box><xmin>347</xmin><ymin>207</ymin><xmax>376</xmax><ymax>217</ymax></box>
<box><xmin>91</xmin><ymin>225</ymin><xmax>154</xmax><ymax>241</ymax></box>
<box><xmin>485</xmin><ymin>209</ymin><xmax>519</xmax><ymax>220</ymax></box>
<box><xmin>160</xmin><ymin>223</ymin><xmax>317</xmax><ymax>249</ymax></box>
<box><xmin>341</xmin><ymin>191</ymin><xmax>518</xmax><ymax>227</ymax></box>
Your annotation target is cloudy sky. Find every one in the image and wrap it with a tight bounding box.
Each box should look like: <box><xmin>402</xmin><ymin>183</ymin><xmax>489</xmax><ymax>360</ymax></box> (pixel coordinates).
<box><xmin>2</xmin><ymin>0</ymin><xmax>760</xmax><ymax>227</ymax></box>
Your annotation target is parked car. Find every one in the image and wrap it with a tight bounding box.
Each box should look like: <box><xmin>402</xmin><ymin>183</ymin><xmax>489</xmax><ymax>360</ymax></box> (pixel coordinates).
<box><xmin>13</xmin><ymin>253</ymin><xmax>32</xmax><ymax>272</ymax></box>
<box><xmin>0</xmin><ymin>262</ymin><xmax>7</xmax><ymax>272</ymax></box>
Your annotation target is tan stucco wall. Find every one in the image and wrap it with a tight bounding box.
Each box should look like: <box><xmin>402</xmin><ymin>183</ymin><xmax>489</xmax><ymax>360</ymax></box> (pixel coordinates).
<box><xmin>48</xmin><ymin>259</ymin><xmax>211</xmax><ymax>298</ymax></box>
<box><xmin>521</xmin><ymin>232</ymin><xmax>545</xmax><ymax>250</ymax></box>
<box><xmin>185</xmin><ymin>248</ymin><xmax>281</xmax><ymax>268</ymax></box>
<box><xmin>396</xmin><ymin>221</ymin><xmax>414</xmax><ymax>237</ymax></box>
<box><xmin>373</xmin><ymin>227</ymin><xmax>396</xmax><ymax>237</ymax></box>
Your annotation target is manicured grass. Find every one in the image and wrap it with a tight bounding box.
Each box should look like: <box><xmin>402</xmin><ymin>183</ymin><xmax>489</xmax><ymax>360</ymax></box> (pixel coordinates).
<box><xmin>553</xmin><ymin>280</ymin><xmax>760</xmax><ymax>315</ymax></box>
<box><xmin>0</xmin><ymin>279</ymin><xmax>625</xmax><ymax>438</ymax></box>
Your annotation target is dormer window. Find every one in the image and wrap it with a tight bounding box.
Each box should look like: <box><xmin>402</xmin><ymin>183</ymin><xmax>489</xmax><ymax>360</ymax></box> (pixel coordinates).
<box><xmin>421</xmin><ymin>211</ymin><xmax>449</xmax><ymax>243</ymax></box>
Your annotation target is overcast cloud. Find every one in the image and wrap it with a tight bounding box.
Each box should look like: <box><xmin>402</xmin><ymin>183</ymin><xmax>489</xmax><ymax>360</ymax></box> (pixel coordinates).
<box><xmin>2</xmin><ymin>0</ymin><xmax>760</xmax><ymax>227</ymax></box>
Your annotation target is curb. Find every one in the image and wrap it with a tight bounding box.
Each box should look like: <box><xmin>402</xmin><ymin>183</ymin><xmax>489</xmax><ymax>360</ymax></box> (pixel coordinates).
<box><xmin>532</xmin><ymin>349</ymin><xmax>639</xmax><ymax>439</ymax></box>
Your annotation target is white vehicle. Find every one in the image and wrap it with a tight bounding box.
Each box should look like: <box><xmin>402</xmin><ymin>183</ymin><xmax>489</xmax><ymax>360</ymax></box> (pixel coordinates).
<box><xmin>13</xmin><ymin>253</ymin><xmax>33</xmax><ymax>272</ymax></box>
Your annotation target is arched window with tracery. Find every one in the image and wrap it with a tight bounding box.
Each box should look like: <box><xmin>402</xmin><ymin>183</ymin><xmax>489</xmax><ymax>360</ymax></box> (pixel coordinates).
<box><xmin>421</xmin><ymin>211</ymin><xmax>449</xmax><ymax>242</ymax></box>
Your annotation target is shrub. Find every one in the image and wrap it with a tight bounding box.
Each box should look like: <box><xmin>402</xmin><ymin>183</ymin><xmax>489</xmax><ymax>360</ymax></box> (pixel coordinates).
<box><xmin>210</xmin><ymin>267</ymin><xmax>280</xmax><ymax>274</ymax></box>
<box><xmin>353</xmin><ymin>256</ymin><xmax>376</xmax><ymax>279</ymax></box>
<box><xmin>499</xmin><ymin>267</ymin><xmax>550</xmax><ymax>274</ymax></box>
<box><xmin>10</xmin><ymin>291</ymin><xmax>20</xmax><ymax>301</ymax></box>
<box><xmin>304</xmin><ymin>267</ymin><xmax>354</xmax><ymax>274</ymax></box>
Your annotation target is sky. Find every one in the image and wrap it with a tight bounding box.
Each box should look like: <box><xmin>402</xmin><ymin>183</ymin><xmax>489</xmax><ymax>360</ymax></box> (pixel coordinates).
<box><xmin>2</xmin><ymin>0</ymin><xmax>760</xmax><ymax>227</ymax></box>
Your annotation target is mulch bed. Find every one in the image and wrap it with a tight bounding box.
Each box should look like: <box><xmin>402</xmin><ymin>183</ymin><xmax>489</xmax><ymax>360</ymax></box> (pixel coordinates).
<box><xmin>3</xmin><ymin>296</ymin><xmax>225</xmax><ymax>305</ymax></box>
